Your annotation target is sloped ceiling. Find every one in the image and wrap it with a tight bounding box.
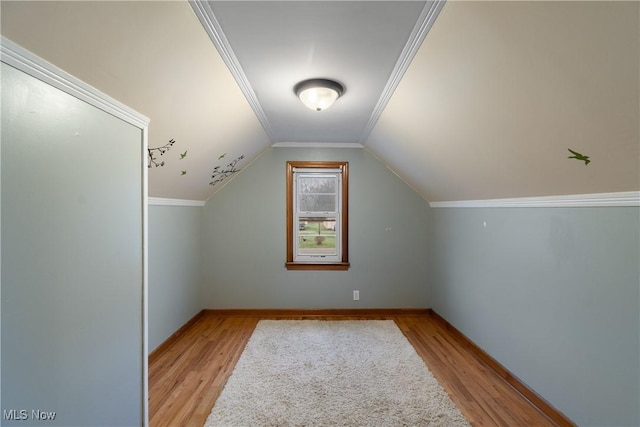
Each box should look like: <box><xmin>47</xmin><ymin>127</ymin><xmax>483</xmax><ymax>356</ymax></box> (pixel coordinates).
<box><xmin>367</xmin><ymin>1</ymin><xmax>639</xmax><ymax>201</ymax></box>
<box><xmin>1</xmin><ymin>1</ymin><xmax>638</xmax><ymax>202</ymax></box>
<box><xmin>1</xmin><ymin>0</ymin><xmax>269</xmax><ymax>201</ymax></box>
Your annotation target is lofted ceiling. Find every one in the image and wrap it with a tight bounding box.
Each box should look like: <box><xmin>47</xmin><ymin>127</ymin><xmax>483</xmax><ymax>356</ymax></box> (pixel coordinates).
<box><xmin>1</xmin><ymin>1</ymin><xmax>638</xmax><ymax>202</ymax></box>
<box><xmin>193</xmin><ymin>1</ymin><xmax>434</xmax><ymax>144</ymax></box>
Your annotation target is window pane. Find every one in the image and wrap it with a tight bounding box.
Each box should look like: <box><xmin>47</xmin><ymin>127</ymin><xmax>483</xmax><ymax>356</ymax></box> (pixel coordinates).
<box><xmin>297</xmin><ymin>217</ymin><xmax>336</xmax><ymax>255</ymax></box>
<box><xmin>299</xmin><ymin>194</ymin><xmax>336</xmax><ymax>212</ymax></box>
<box><xmin>298</xmin><ymin>176</ymin><xmax>336</xmax><ymax>194</ymax></box>
<box><xmin>297</xmin><ymin>176</ymin><xmax>337</xmax><ymax>212</ymax></box>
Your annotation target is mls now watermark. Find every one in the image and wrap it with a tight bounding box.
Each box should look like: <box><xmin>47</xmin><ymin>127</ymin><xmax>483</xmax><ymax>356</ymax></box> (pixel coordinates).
<box><xmin>3</xmin><ymin>409</ymin><xmax>57</xmax><ymax>421</ymax></box>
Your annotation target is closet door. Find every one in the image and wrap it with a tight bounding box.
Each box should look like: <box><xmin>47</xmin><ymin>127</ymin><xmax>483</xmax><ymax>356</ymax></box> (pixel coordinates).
<box><xmin>1</xmin><ymin>61</ymin><xmax>145</xmax><ymax>427</ymax></box>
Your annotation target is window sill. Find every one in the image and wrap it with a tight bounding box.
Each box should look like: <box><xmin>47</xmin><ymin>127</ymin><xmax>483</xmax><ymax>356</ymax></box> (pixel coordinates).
<box><xmin>285</xmin><ymin>262</ymin><xmax>350</xmax><ymax>271</ymax></box>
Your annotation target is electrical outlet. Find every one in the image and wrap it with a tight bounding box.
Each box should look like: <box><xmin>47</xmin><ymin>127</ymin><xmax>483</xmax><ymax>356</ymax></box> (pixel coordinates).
<box><xmin>353</xmin><ymin>290</ymin><xmax>360</xmax><ymax>301</ymax></box>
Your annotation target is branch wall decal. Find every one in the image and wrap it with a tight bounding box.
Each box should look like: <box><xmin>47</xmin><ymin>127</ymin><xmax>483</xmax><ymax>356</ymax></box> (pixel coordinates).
<box><xmin>148</xmin><ymin>139</ymin><xmax>175</xmax><ymax>168</ymax></box>
<box><xmin>210</xmin><ymin>154</ymin><xmax>245</xmax><ymax>186</ymax></box>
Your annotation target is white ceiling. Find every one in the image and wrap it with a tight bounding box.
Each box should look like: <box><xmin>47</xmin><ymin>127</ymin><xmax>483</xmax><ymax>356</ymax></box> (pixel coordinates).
<box><xmin>195</xmin><ymin>1</ymin><xmax>434</xmax><ymax>143</ymax></box>
<box><xmin>1</xmin><ymin>1</ymin><xmax>638</xmax><ymax>202</ymax></box>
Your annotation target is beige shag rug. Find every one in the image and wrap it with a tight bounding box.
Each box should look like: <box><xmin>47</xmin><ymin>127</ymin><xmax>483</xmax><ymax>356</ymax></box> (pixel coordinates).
<box><xmin>205</xmin><ymin>320</ymin><xmax>470</xmax><ymax>426</ymax></box>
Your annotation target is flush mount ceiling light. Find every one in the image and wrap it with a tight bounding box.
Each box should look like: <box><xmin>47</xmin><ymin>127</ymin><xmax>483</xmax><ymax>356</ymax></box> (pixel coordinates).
<box><xmin>294</xmin><ymin>78</ymin><xmax>345</xmax><ymax>111</ymax></box>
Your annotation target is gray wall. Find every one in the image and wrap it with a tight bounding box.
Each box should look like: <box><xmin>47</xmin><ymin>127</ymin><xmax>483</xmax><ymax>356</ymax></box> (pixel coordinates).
<box><xmin>1</xmin><ymin>63</ymin><xmax>144</xmax><ymax>426</ymax></box>
<box><xmin>430</xmin><ymin>206</ymin><xmax>640</xmax><ymax>426</ymax></box>
<box><xmin>148</xmin><ymin>205</ymin><xmax>203</xmax><ymax>352</ymax></box>
<box><xmin>202</xmin><ymin>147</ymin><xmax>430</xmax><ymax>309</ymax></box>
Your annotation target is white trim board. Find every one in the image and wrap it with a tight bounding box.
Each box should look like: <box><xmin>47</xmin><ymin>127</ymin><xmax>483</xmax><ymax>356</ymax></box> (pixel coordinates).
<box><xmin>429</xmin><ymin>191</ymin><xmax>640</xmax><ymax>208</ymax></box>
<box><xmin>272</xmin><ymin>142</ymin><xmax>364</xmax><ymax>149</ymax></box>
<box><xmin>148</xmin><ymin>197</ymin><xmax>206</xmax><ymax>207</ymax></box>
<box><xmin>1</xmin><ymin>37</ymin><xmax>149</xmax><ymax>128</ymax></box>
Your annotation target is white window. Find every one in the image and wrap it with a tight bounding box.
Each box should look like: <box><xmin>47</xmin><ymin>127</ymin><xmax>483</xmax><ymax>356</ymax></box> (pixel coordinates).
<box><xmin>286</xmin><ymin>161</ymin><xmax>349</xmax><ymax>270</ymax></box>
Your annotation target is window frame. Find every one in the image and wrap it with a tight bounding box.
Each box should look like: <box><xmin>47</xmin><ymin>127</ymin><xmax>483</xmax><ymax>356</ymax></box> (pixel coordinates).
<box><xmin>286</xmin><ymin>161</ymin><xmax>349</xmax><ymax>270</ymax></box>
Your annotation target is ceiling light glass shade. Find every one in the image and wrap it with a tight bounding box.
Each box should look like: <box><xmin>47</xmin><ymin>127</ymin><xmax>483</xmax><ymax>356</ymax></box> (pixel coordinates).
<box><xmin>294</xmin><ymin>79</ymin><xmax>345</xmax><ymax>111</ymax></box>
<box><xmin>299</xmin><ymin>87</ymin><xmax>339</xmax><ymax>111</ymax></box>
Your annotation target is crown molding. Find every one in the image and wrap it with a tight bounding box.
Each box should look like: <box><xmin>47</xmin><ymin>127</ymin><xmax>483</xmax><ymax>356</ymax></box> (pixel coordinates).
<box><xmin>429</xmin><ymin>191</ymin><xmax>640</xmax><ymax>208</ymax></box>
<box><xmin>1</xmin><ymin>36</ymin><xmax>149</xmax><ymax>129</ymax></box>
<box><xmin>189</xmin><ymin>1</ymin><xmax>274</xmax><ymax>140</ymax></box>
<box><xmin>148</xmin><ymin>198</ymin><xmax>205</xmax><ymax>207</ymax></box>
<box><xmin>272</xmin><ymin>142</ymin><xmax>364</xmax><ymax>149</ymax></box>
<box><xmin>359</xmin><ymin>0</ymin><xmax>446</xmax><ymax>142</ymax></box>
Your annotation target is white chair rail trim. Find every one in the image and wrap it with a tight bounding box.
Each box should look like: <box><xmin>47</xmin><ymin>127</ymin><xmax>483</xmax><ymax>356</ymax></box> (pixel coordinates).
<box><xmin>429</xmin><ymin>191</ymin><xmax>640</xmax><ymax>208</ymax></box>
<box><xmin>148</xmin><ymin>198</ymin><xmax>206</xmax><ymax>207</ymax></box>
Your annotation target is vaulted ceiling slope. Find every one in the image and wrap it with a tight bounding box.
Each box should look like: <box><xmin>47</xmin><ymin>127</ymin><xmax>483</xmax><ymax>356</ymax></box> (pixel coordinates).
<box><xmin>2</xmin><ymin>1</ymin><xmax>638</xmax><ymax>202</ymax></box>
<box><xmin>367</xmin><ymin>1</ymin><xmax>639</xmax><ymax>201</ymax></box>
<box><xmin>1</xmin><ymin>0</ymin><xmax>269</xmax><ymax>201</ymax></box>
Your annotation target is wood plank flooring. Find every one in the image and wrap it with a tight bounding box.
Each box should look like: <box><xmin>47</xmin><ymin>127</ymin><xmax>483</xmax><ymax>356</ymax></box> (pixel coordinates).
<box><xmin>148</xmin><ymin>312</ymin><xmax>560</xmax><ymax>427</ymax></box>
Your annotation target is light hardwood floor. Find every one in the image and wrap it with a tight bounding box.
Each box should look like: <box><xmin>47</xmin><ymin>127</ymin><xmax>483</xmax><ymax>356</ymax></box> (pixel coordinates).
<box><xmin>149</xmin><ymin>312</ymin><xmax>562</xmax><ymax>427</ymax></box>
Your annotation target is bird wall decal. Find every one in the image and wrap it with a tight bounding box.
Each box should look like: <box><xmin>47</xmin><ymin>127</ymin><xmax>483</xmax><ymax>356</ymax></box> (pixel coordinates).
<box><xmin>568</xmin><ymin>148</ymin><xmax>590</xmax><ymax>165</ymax></box>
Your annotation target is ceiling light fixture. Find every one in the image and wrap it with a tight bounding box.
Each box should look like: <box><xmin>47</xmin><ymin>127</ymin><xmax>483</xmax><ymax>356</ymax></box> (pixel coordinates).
<box><xmin>294</xmin><ymin>78</ymin><xmax>345</xmax><ymax>111</ymax></box>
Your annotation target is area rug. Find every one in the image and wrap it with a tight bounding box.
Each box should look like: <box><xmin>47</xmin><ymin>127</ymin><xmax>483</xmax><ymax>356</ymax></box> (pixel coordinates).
<box><xmin>204</xmin><ymin>320</ymin><xmax>470</xmax><ymax>426</ymax></box>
